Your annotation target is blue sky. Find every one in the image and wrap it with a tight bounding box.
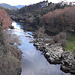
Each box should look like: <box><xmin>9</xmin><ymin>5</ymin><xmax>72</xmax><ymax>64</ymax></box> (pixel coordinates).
<box><xmin>0</xmin><ymin>0</ymin><xmax>73</xmax><ymax>6</ymax></box>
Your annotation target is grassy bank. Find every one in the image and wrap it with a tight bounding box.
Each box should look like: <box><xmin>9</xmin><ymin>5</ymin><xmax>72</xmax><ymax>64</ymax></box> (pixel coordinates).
<box><xmin>64</xmin><ymin>34</ymin><xmax>75</xmax><ymax>51</ymax></box>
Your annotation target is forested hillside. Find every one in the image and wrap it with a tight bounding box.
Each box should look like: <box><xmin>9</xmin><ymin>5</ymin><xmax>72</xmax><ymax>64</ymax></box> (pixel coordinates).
<box><xmin>40</xmin><ymin>6</ymin><xmax>75</xmax><ymax>34</ymax></box>
<box><xmin>0</xmin><ymin>3</ymin><xmax>17</xmax><ymax>10</ymax></box>
<box><xmin>0</xmin><ymin>1</ymin><xmax>75</xmax><ymax>74</ymax></box>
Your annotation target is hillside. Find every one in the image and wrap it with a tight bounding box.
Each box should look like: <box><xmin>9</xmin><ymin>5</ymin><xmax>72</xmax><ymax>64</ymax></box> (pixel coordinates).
<box><xmin>16</xmin><ymin>5</ymin><xmax>24</xmax><ymax>9</ymax></box>
<box><xmin>41</xmin><ymin>6</ymin><xmax>75</xmax><ymax>34</ymax></box>
<box><xmin>19</xmin><ymin>1</ymin><xmax>55</xmax><ymax>15</ymax></box>
<box><xmin>9</xmin><ymin>1</ymin><xmax>68</xmax><ymax>24</ymax></box>
<box><xmin>1</xmin><ymin>1</ymin><xmax>75</xmax><ymax>74</ymax></box>
<box><xmin>0</xmin><ymin>3</ymin><xmax>17</xmax><ymax>10</ymax></box>
<box><xmin>10</xmin><ymin>2</ymin><xmax>56</xmax><ymax>25</ymax></box>
<box><xmin>0</xmin><ymin>8</ymin><xmax>22</xmax><ymax>75</ymax></box>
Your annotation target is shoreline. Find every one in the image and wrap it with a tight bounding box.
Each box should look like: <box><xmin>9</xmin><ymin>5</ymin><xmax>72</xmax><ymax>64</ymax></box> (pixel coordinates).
<box><xmin>3</xmin><ymin>29</ymin><xmax>22</xmax><ymax>75</ymax></box>
<box><xmin>33</xmin><ymin>37</ymin><xmax>75</xmax><ymax>74</ymax></box>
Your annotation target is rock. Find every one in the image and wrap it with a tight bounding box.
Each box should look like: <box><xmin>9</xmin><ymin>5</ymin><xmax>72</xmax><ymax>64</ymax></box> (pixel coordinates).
<box><xmin>34</xmin><ymin>41</ymin><xmax>46</xmax><ymax>51</ymax></box>
<box><xmin>34</xmin><ymin>42</ymin><xmax>40</xmax><ymax>46</ymax></box>
<box><xmin>45</xmin><ymin>52</ymin><xmax>50</xmax><ymax>58</ymax></box>
<box><xmin>36</xmin><ymin>38</ymin><xmax>44</xmax><ymax>42</ymax></box>
<box><xmin>45</xmin><ymin>43</ymin><xmax>63</xmax><ymax>64</ymax></box>
<box><xmin>44</xmin><ymin>38</ymin><xmax>54</xmax><ymax>44</ymax></box>
<box><xmin>10</xmin><ymin>26</ymin><xmax>14</xmax><ymax>29</ymax></box>
<box><xmin>60</xmin><ymin>65</ymin><xmax>70</xmax><ymax>73</ymax></box>
<box><xmin>50</xmin><ymin>57</ymin><xmax>55</xmax><ymax>62</ymax></box>
<box><xmin>61</xmin><ymin>50</ymin><xmax>75</xmax><ymax>74</ymax></box>
<box><xmin>34</xmin><ymin>37</ymin><xmax>63</xmax><ymax>64</ymax></box>
<box><xmin>34</xmin><ymin>37</ymin><xmax>75</xmax><ymax>74</ymax></box>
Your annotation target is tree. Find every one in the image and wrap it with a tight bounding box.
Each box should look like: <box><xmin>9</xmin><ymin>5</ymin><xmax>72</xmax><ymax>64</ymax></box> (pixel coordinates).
<box><xmin>40</xmin><ymin>6</ymin><xmax>75</xmax><ymax>34</ymax></box>
<box><xmin>0</xmin><ymin>9</ymin><xmax>11</xmax><ymax>29</ymax></box>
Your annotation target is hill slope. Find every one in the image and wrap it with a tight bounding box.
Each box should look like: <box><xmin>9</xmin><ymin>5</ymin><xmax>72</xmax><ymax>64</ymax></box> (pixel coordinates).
<box><xmin>16</xmin><ymin>5</ymin><xmax>24</xmax><ymax>9</ymax></box>
<box><xmin>0</xmin><ymin>3</ymin><xmax>17</xmax><ymax>10</ymax></box>
<box><xmin>0</xmin><ymin>8</ymin><xmax>22</xmax><ymax>75</ymax></box>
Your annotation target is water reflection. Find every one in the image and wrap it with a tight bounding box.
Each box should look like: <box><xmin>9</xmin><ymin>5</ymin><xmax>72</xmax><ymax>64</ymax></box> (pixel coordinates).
<box><xmin>11</xmin><ymin>21</ymin><xmax>71</xmax><ymax>75</ymax></box>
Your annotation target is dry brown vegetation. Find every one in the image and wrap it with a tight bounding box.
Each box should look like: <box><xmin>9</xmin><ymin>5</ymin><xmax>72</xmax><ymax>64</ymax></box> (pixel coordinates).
<box><xmin>0</xmin><ymin>29</ymin><xmax>22</xmax><ymax>75</ymax></box>
<box><xmin>0</xmin><ymin>8</ymin><xmax>22</xmax><ymax>75</ymax></box>
<box><xmin>41</xmin><ymin>6</ymin><xmax>75</xmax><ymax>33</ymax></box>
<box><xmin>0</xmin><ymin>9</ymin><xmax>11</xmax><ymax>29</ymax></box>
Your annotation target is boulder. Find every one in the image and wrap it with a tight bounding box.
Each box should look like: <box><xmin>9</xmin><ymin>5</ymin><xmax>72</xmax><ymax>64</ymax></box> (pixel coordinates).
<box><xmin>45</xmin><ymin>43</ymin><xmax>63</xmax><ymax>64</ymax></box>
<box><xmin>10</xmin><ymin>26</ymin><xmax>14</xmax><ymax>29</ymax></box>
<box><xmin>61</xmin><ymin>50</ymin><xmax>75</xmax><ymax>74</ymax></box>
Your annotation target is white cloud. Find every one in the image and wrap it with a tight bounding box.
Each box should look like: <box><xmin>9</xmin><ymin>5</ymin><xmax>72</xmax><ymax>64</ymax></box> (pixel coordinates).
<box><xmin>0</xmin><ymin>0</ymin><xmax>73</xmax><ymax>6</ymax></box>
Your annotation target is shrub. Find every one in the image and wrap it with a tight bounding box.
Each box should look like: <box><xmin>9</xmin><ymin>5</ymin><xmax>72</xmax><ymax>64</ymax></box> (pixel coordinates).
<box><xmin>53</xmin><ymin>32</ymin><xmax>67</xmax><ymax>43</ymax></box>
<box><xmin>35</xmin><ymin>26</ymin><xmax>45</xmax><ymax>38</ymax></box>
<box><xmin>59</xmin><ymin>32</ymin><xmax>67</xmax><ymax>39</ymax></box>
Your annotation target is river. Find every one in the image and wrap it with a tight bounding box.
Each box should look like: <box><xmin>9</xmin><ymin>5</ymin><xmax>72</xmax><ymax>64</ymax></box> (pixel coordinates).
<box><xmin>9</xmin><ymin>21</ymin><xmax>71</xmax><ymax>75</ymax></box>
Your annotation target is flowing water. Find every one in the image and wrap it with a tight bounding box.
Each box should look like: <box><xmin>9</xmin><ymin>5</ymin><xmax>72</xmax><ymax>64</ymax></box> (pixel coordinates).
<box><xmin>8</xmin><ymin>21</ymin><xmax>71</xmax><ymax>75</ymax></box>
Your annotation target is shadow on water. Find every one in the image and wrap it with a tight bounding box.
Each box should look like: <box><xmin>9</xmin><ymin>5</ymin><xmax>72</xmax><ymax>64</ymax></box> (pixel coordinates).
<box><xmin>10</xmin><ymin>21</ymin><xmax>71</xmax><ymax>75</ymax></box>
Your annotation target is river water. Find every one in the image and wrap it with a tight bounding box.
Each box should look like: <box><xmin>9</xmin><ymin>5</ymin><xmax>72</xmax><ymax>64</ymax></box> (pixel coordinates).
<box><xmin>10</xmin><ymin>21</ymin><xmax>71</xmax><ymax>75</ymax></box>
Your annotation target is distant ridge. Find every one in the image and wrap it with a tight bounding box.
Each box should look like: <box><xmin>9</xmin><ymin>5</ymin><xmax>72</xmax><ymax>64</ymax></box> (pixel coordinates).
<box><xmin>0</xmin><ymin>3</ymin><xmax>17</xmax><ymax>10</ymax></box>
<box><xmin>16</xmin><ymin>5</ymin><xmax>24</xmax><ymax>9</ymax></box>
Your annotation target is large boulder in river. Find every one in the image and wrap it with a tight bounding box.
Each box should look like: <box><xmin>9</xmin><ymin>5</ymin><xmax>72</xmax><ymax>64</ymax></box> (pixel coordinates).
<box><xmin>61</xmin><ymin>50</ymin><xmax>75</xmax><ymax>74</ymax></box>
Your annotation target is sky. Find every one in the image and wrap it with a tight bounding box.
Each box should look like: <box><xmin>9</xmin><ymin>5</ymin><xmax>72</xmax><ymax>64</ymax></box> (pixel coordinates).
<box><xmin>0</xmin><ymin>0</ymin><xmax>73</xmax><ymax>6</ymax></box>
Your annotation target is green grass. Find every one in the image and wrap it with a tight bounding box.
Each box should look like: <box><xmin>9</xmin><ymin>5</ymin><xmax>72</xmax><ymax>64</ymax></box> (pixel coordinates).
<box><xmin>64</xmin><ymin>34</ymin><xmax>75</xmax><ymax>51</ymax></box>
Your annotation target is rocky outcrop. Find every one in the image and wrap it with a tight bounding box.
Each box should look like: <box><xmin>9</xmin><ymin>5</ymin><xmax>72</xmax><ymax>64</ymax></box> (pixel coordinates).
<box><xmin>34</xmin><ymin>38</ymin><xmax>63</xmax><ymax>64</ymax></box>
<box><xmin>45</xmin><ymin>43</ymin><xmax>63</xmax><ymax>64</ymax></box>
<box><xmin>61</xmin><ymin>51</ymin><xmax>75</xmax><ymax>74</ymax></box>
<box><xmin>34</xmin><ymin>38</ymin><xmax>75</xmax><ymax>74</ymax></box>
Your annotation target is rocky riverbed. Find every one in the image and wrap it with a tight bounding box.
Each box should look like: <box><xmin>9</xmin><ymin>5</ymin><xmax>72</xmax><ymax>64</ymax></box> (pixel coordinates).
<box><xmin>10</xmin><ymin>21</ymin><xmax>72</xmax><ymax>75</ymax></box>
<box><xmin>34</xmin><ymin>38</ymin><xmax>75</xmax><ymax>74</ymax></box>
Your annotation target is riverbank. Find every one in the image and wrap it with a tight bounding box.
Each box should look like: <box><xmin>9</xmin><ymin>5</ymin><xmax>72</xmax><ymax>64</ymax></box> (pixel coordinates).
<box><xmin>0</xmin><ymin>26</ymin><xmax>22</xmax><ymax>75</ymax></box>
<box><xmin>9</xmin><ymin>21</ymin><xmax>72</xmax><ymax>75</ymax></box>
<box><xmin>33</xmin><ymin>36</ymin><xmax>75</xmax><ymax>74</ymax></box>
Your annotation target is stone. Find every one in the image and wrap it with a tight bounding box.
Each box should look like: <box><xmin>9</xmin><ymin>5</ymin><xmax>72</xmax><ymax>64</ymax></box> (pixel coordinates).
<box><xmin>45</xmin><ymin>52</ymin><xmax>50</xmax><ymax>58</ymax></box>
<box><xmin>61</xmin><ymin>50</ymin><xmax>75</xmax><ymax>74</ymax></box>
<box><xmin>10</xmin><ymin>26</ymin><xmax>14</xmax><ymax>29</ymax></box>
